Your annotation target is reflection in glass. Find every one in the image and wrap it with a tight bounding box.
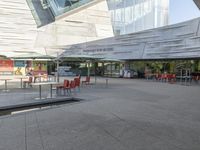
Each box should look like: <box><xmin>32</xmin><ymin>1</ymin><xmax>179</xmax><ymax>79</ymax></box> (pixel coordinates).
<box><xmin>107</xmin><ymin>0</ymin><xmax>169</xmax><ymax>35</ymax></box>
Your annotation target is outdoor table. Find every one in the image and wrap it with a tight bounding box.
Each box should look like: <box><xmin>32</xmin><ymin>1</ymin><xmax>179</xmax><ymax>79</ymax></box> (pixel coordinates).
<box><xmin>14</xmin><ymin>76</ymin><xmax>28</xmax><ymax>88</ymax></box>
<box><xmin>0</xmin><ymin>78</ymin><xmax>12</xmax><ymax>92</ymax></box>
<box><xmin>31</xmin><ymin>82</ymin><xmax>60</xmax><ymax>99</ymax></box>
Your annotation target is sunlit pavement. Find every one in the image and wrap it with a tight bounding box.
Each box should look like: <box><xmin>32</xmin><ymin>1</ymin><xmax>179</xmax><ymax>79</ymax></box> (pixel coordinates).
<box><xmin>0</xmin><ymin>77</ymin><xmax>200</xmax><ymax>150</ymax></box>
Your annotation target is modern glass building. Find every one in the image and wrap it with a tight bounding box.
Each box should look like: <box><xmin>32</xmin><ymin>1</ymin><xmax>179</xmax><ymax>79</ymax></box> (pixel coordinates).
<box><xmin>27</xmin><ymin>0</ymin><xmax>169</xmax><ymax>34</ymax></box>
<box><xmin>107</xmin><ymin>0</ymin><xmax>169</xmax><ymax>35</ymax></box>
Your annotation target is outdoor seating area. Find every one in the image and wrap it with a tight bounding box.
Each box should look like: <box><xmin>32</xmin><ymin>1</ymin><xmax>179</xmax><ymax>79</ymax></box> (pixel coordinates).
<box><xmin>144</xmin><ymin>72</ymin><xmax>197</xmax><ymax>85</ymax></box>
<box><xmin>138</xmin><ymin>61</ymin><xmax>200</xmax><ymax>86</ymax></box>
<box><xmin>56</xmin><ymin>76</ymin><xmax>81</xmax><ymax>96</ymax></box>
<box><xmin>0</xmin><ymin>74</ymin><xmax>93</xmax><ymax>101</ymax></box>
<box><xmin>145</xmin><ymin>73</ymin><xmax>176</xmax><ymax>83</ymax></box>
<box><xmin>0</xmin><ymin>75</ymin><xmax>111</xmax><ymax>110</ymax></box>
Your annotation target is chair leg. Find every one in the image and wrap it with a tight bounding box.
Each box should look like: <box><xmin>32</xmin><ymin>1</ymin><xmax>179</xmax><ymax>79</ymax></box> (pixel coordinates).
<box><xmin>69</xmin><ymin>89</ymin><xmax>72</xmax><ymax>96</ymax></box>
<box><xmin>74</xmin><ymin>88</ymin><xmax>77</xmax><ymax>95</ymax></box>
<box><xmin>29</xmin><ymin>83</ymin><xmax>33</xmax><ymax>88</ymax></box>
<box><xmin>56</xmin><ymin>88</ymin><xmax>61</xmax><ymax>96</ymax></box>
<box><xmin>77</xmin><ymin>86</ymin><xmax>80</xmax><ymax>92</ymax></box>
<box><xmin>64</xmin><ymin>88</ymin><xmax>66</xmax><ymax>95</ymax></box>
<box><xmin>56</xmin><ymin>88</ymin><xmax>58</xmax><ymax>95</ymax></box>
<box><xmin>67</xmin><ymin>89</ymin><xmax>70</xmax><ymax>96</ymax></box>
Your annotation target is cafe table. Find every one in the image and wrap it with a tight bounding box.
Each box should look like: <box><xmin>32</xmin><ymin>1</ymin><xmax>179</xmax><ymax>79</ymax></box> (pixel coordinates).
<box><xmin>0</xmin><ymin>78</ymin><xmax>12</xmax><ymax>92</ymax></box>
<box><xmin>31</xmin><ymin>82</ymin><xmax>60</xmax><ymax>99</ymax></box>
<box><xmin>14</xmin><ymin>76</ymin><xmax>28</xmax><ymax>88</ymax></box>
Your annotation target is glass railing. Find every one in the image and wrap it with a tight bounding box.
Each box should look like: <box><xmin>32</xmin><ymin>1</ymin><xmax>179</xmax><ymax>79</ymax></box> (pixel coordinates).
<box><xmin>46</xmin><ymin>0</ymin><xmax>95</xmax><ymax>17</ymax></box>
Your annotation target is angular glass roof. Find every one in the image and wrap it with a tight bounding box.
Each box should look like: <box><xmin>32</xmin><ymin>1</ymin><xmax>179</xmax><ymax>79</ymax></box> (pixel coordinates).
<box><xmin>26</xmin><ymin>0</ymin><xmax>95</xmax><ymax>27</ymax></box>
<box><xmin>46</xmin><ymin>0</ymin><xmax>94</xmax><ymax>17</ymax></box>
<box><xmin>26</xmin><ymin>0</ymin><xmax>55</xmax><ymax>27</ymax></box>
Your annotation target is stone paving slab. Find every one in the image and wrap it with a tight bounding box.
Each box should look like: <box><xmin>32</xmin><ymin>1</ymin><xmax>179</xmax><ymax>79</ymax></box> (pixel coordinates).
<box><xmin>0</xmin><ymin>78</ymin><xmax>200</xmax><ymax>150</ymax></box>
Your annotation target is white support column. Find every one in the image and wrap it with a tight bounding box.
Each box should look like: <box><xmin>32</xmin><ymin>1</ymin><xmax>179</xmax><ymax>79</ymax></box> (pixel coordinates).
<box><xmin>87</xmin><ymin>61</ymin><xmax>90</xmax><ymax>77</ymax></box>
<box><xmin>56</xmin><ymin>52</ymin><xmax>60</xmax><ymax>82</ymax></box>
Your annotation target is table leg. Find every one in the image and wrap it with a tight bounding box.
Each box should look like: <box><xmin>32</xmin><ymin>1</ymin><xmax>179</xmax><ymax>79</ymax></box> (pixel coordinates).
<box><xmin>39</xmin><ymin>85</ymin><xmax>41</xmax><ymax>99</ymax></box>
<box><xmin>5</xmin><ymin>80</ymin><xmax>7</xmax><ymax>91</ymax></box>
<box><xmin>20</xmin><ymin>78</ymin><xmax>23</xmax><ymax>88</ymax></box>
<box><xmin>48</xmin><ymin>76</ymin><xmax>50</xmax><ymax>82</ymax></box>
<box><xmin>50</xmin><ymin>84</ymin><xmax>52</xmax><ymax>98</ymax></box>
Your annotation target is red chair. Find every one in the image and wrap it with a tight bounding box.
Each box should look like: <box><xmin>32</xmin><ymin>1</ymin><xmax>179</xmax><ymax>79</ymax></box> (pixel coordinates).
<box><xmin>56</xmin><ymin>80</ymin><xmax>69</xmax><ymax>95</ymax></box>
<box><xmin>168</xmin><ymin>74</ymin><xmax>176</xmax><ymax>83</ymax></box>
<box><xmin>66</xmin><ymin>80</ymin><xmax>76</xmax><ymax>95</ymax></box>
<box><xmin>76</xmin><ymin>74</ymin><xmax>81</xmax><ymax>80</ymax></box>
<box><xmin>23</xmin><ymin>76</ymin><xmax>33</xmax><ymax>88</ymax></box>
<box><xmin>63</xmin><ymin>80</ymin><xmax>71</xmax><ymax>95</ymax></box>
<box><xmin>155</xmin><ymin>74</ymin><xmax>161</xmax><ymax>81</ymax></box>
<box><xmin>72</xmin><ymin>80</ymin><xmax>76</xmax><ymax>88</ymax></box>
<box><xmin>63</xmin><ymin>80</ymin><xmax>76</xmax><ymax>95</ymax></box>
<box><xmin>167</xmin><ymin>74</ymin><xmax>172</xmax><ymax>82</ymax></box>
<box><xmin>82</xmin><ymin>76</ymin><xmax>90</xmax><ymax>85</ymax></box>
<box><xmin>74</xmin><ymin>77</ymin><xmax>81</xmax><ymax>91</ymax></box>
<box><xmin>193</xmin><ymin>75</ymin><xmax>199</xmax><ymax>82</ymax></box>
<box><xmin>161</xmin><ymin>74</ymin><xmax>168</xmax><ymax>82</ymax></box>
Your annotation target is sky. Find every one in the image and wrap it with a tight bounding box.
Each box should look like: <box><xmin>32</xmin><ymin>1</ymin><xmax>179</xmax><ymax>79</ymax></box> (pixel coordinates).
<box><xmin>169</xmin><ymin>0</ymin><xmax>200</xmax><ymax>24</ymax></box>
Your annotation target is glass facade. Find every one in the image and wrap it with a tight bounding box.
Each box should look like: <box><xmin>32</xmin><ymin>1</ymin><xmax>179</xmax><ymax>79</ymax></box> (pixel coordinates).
<box><xmin>27</xmin><ymin>0</ymin><xmax>168</xmax><ymax>31</ymax></box>
<box><xmin>107</xmin><ymin>0</ymin><xmax>169</xmax><ymax>35</ymax></box>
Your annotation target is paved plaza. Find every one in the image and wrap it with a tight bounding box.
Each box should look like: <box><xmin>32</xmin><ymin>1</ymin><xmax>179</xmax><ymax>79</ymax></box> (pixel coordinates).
<box><xmin>0</xmin><ymin>78</ymin><xmax>200</xmax><ymax>150</ymax></box>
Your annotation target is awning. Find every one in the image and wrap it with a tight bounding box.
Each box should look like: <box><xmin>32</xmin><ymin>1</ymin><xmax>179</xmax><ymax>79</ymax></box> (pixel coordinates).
<box><xmin>11</xmin><ymin>52</ymin><xmax>55</xmax><ymax>60</ymax></box>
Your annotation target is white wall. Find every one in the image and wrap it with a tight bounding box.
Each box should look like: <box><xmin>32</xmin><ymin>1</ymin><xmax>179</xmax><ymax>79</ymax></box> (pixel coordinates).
<box><xmin>0</xmin><ymin>0</ymin><xmax>41</xmax><ymax>56</ymax></box>
<box><xmin>0</xmin><ymin>0</ymin><xmax>114</xmax><ymax>57</ymax></box>
<box><xmin>61</xmin><ymin>18</ymin><xmax>200</xmax><ymax>60</ymax></box>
